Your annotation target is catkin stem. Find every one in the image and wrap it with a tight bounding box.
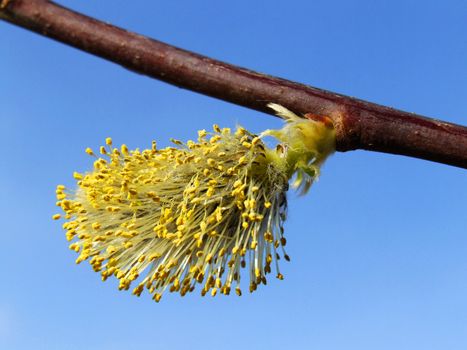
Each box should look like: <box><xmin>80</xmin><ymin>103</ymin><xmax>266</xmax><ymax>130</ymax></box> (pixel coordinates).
<box><xmin>1</xmin><ymin>0</ymin><xmax>466</xmax><ymax>168</ymax></box>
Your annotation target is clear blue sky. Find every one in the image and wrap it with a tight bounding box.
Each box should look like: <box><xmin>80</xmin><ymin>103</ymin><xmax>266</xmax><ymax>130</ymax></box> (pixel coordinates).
<box><xmin>1</xmin><ymin>1</ymin><xmax>467</xmax><ymax>349</ymax></box>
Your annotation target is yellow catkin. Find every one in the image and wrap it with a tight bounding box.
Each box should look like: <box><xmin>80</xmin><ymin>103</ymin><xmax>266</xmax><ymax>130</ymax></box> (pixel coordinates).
<box><xmin>55</xmin><ymin>105</ymin><xmax>335</xmax><ymax>302</ymax></box>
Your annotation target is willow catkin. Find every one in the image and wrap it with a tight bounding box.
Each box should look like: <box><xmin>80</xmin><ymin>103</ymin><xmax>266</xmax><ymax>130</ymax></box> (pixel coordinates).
<box><xmin>53</xmin><ymin>104</ymin><xmax>335</xmax><ymax>301</ymax></box>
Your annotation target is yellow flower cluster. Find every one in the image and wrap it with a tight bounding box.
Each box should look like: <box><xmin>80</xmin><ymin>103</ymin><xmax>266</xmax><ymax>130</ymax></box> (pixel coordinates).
<box><xmin>54</xmin><ymin>104</ymin><xmax>335</xmax><ymax>302</ymax></box>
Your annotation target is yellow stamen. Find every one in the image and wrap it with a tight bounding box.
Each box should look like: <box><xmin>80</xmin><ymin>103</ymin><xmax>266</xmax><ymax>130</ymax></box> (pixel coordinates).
<box><xmin>54</xmin><ymin>106</ymin><xmax>335</xmax><ymax>301</ymax></box>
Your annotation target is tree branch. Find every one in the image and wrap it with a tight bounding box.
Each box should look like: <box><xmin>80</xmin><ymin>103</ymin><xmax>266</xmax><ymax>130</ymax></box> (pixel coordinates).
<box><xmin>1</xmin><ymin>0</ymin><xmax>466</xmax><ymax>168</ymax></box>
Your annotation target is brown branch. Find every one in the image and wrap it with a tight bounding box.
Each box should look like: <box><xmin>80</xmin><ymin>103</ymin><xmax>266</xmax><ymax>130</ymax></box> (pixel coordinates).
<box><xmin>1</xmin><ymin>0</ymin><xmax>466</xmax><ymax>168</ymax></box>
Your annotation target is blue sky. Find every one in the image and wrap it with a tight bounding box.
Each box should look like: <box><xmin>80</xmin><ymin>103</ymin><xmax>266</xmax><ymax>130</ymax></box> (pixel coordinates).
<box><xmin>1</xmin><ymin>0</ymin><xmax>467</xmax><ymax>349</ymax></box>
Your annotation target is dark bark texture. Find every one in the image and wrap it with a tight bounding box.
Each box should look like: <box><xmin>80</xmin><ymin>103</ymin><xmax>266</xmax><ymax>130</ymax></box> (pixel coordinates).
<box><xmin>1</xmin><ymin>0</ymin><xmax>466</xmax><ymax>168</ymax></box>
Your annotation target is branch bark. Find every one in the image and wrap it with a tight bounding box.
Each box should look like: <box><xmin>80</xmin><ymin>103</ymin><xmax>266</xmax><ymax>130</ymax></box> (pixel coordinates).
<box><xmin>1</xmin><ymin>0</ymin><xmax>466</xmax><ymax>168</ymax></box>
